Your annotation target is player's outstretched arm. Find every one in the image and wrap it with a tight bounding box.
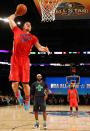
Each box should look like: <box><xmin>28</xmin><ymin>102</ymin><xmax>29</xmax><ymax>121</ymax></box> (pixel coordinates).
<box><xmin>35</xmin><ymin>42</ymin><xmax>50</xmax><ymax>55</ymax></box>
<box><xmin>8</xmin><ymin>14</ymin><xmax>17</xmax><ymax>30</ymax></box>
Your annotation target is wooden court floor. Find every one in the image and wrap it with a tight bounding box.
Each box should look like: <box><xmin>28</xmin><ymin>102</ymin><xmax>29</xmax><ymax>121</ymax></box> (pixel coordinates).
<box><xmin>0</xmin><ymin>105</ymin><xmax>90</xmax><ymax>131</ymax></box>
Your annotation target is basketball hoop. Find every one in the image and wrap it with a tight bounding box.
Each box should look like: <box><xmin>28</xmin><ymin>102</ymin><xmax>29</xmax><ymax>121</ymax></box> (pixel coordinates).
<box><xmin>39</xmin><ymin>0</ymin><xmax>62</xmax><ymax>22</ymax></box>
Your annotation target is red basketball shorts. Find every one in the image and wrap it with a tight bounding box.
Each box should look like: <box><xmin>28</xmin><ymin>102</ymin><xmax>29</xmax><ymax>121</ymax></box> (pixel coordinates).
<box><xmin>9</xmin><ymin>55</ymin><xmax>30</xmax><ymax>82</ymax></box>
<box><xmin>69</xmin><ymin>99</ymin><xmax>78</xmax><ymax>107</ymax></box>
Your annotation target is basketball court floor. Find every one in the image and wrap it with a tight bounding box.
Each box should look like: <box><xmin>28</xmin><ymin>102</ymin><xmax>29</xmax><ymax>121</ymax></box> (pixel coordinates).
<box><xmin>0</xmin><ymin>105</ymin><xmax>90</xmax><ymax>131</ymax></box>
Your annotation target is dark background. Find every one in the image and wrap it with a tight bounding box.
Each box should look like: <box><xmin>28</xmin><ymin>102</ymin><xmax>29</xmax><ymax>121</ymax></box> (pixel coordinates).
<box><xmin>0</xmin><ymin>0</ymin><xmax>90</xmax><ymax>51</ymax></box>
<box><xmin>0</xmin><ymin>0</ymin><xmax>90</xmax><ymax>96</ymax></box>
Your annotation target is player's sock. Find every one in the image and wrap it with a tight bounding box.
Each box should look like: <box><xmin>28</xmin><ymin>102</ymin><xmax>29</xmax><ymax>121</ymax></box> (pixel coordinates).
<box><xmin>43</xmin><ymin>120</ymin><xmax>47</xmax><ymax>129</ymax></box>
<box><xmin>24</xmin><ymin>95</ymin><xmax>30</xmax><ymax>110</ymax></box>
<box><xmin>36</xmin><ymin>120</ymin><xmax>39</xmax><ymax>124</ymax></box>
<box><xmin>43</xmin><ymin>120</ymin><xmax>46</xmax><ymax>125</ymax></box>
<box><xmin>15</xmin><ymin>90</ymin><xmax>23</xmax><ymax>105</ymax></box>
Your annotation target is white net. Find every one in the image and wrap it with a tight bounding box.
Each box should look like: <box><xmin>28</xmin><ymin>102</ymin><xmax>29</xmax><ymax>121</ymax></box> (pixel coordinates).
<box><xmin>39</xmin><ymin>0</ymin><xmax>61</xmax><ymax>22</ymax></box>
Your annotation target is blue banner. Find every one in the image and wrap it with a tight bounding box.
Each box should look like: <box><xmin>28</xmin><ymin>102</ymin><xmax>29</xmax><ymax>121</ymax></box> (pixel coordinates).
<box><xmin>45</xmin><ymin>77</ymin><xmax>90</xmax><ymax>95</ymax></box>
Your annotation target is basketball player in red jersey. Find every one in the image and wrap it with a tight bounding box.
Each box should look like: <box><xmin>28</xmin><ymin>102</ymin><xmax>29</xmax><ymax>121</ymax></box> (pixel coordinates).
<box><xmin>67</xmin><ymin>82</ymin><xmax>79</xmax><ymax>116</ymax></box>
<box><xmin>7</xmin><ymin>13</ymin><xmax>50</xmax><ymax>110</ymax></box>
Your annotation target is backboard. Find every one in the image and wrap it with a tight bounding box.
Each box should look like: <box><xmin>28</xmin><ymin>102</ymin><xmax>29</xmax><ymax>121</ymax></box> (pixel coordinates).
<box><xmin>34</xmin><ymin>0</ymin><xmax>90</xmax><ymax>21</ymax></box>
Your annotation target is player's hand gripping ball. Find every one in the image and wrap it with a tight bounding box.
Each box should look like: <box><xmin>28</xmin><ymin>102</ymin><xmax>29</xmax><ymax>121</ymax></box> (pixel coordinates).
<box><xmin>15</xmin><ymin>4</ymin><xmax>27</xmax><ymax>16</ymax></box>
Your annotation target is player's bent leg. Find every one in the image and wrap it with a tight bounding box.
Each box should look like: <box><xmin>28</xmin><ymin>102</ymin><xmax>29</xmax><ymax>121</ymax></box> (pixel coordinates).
<box><xmin>23</xmin><ymin>83</ymin><xmax>30</xmax><ymax>110</ymax></box>
<box><xmin>12</xmin><ymin>82</ymin><xmax>23</xmax><ymax>105</ymax></box>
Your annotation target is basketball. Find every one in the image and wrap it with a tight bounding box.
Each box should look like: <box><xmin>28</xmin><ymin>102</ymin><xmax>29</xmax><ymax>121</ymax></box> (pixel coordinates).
<box><xmin>15</xmin><ymin>4</ymin><xmax>27</xmax><ymax>16</ymax></box>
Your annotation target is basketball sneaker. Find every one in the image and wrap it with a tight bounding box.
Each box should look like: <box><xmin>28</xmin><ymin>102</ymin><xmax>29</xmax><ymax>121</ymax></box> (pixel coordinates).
<box><xmin>43</xmin><ymin>123</ymin><xmax>47</xmax><ymax>130</ymax></box>
<box><xmin>23</xmin><ymin>96</ymin><xmax>30</xmax><ymax>111</ymax></box>
<box><xmin>16</xmin><ymin>90</ymin><xmax>23</xmax><ymax>105</ymax></box>
<box><xmin>34</xmin><ymin>122</ymin><xmax>40</xmax><ymax>129</ymax></box>
<box><xmin>24</xmin><ymin>102</ymin><xmax>30</xmax><ymax>110</ymax></box>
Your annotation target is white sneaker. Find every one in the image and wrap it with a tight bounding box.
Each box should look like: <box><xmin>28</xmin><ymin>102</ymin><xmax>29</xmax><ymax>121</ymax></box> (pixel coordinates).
<box><xmin>43</xmin><ymin>123</ymin><xmax>47</xmax><ymax>130</ymax></box>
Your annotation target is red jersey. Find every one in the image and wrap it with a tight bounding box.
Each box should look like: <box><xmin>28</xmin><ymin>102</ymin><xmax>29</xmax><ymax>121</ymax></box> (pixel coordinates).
<box><xmin>68</xmin><ymin>88</ymin><xmax>78</xmax><ymax>100</ymax></box>
<box><xmin>9</xmin><ymin>26</ymin><xmax>38</xmax><ymax>82</ymax></box>
<box><xmin>12</xmin><ymin>26</ymin><xmax>38</xmax><ymax>56</ymax></box>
